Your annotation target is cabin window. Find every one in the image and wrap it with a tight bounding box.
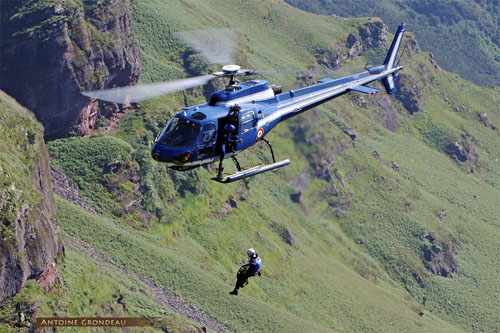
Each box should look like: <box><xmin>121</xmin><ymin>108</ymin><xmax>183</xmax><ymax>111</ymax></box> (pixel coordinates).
<box><xmin>240</xmin><ymin>111</ymin><xmax>255</xmax><ymax>134</ymax></box>
<box><xmin>201</xmin><ymin>123</ymin><xmax>216</xmax><ymax>145</ymax></box>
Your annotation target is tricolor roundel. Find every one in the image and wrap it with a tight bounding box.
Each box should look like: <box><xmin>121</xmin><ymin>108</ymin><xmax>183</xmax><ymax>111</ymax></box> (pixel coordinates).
<box><xmin>256</xmin><ymin>128</ymin><xmax>264</xmax><ymax>140</ymax></box>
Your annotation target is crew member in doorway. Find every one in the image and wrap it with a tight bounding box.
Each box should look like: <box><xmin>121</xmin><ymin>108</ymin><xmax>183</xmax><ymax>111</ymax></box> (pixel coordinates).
<box><xmin>217</xmin><ymin>123</ymin><xmax>241</xmax><ymax>179</ymax></box>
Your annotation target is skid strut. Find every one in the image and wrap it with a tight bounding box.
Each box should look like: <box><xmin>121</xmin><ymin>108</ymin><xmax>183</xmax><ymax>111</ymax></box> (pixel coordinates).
<box><xmin>231</xmin><ymin>156</ymin><xmax>242</xmax><ymax>171</ymax></box>
<box><xmin>262</xmin><ymin>138</ymin><xmax>276</xmax><ymax>163</ymax></box>
<box><xmin>212</xmin><ymin>138</ymin><xmax>290</xmax><ymax>183</ymax></box>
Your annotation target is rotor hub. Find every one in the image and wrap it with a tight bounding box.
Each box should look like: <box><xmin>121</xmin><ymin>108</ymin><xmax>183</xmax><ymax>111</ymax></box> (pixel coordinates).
<box><xmin>222</xmin><ymin>65</ymin><xmax>241</xmax><ymax>74</ymax></box>
<box><xmin>211</xmin><ymin>65</ymin><xmax>255</xmax><ymax>91</ymax></box>
<box><xmin>213</xmin><ymin>65</ymin><xmax>253</xmax><ymax>78</ymax></box>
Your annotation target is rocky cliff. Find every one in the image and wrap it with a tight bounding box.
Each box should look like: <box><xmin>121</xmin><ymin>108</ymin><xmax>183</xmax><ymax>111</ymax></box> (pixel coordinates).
<box><xmin>0</xmin><ymin>91</ymin><xmax>59</xmax><ymax>302</ymax></box>
<box><xmin>314</xmin><ymin>21</ymin><xmax>388</xmax><ymax>70</ymax></box>
<box><xmin>0</xmin><ymin>0</ymin><xmax>141</xmax><ymax>139</ymax></box>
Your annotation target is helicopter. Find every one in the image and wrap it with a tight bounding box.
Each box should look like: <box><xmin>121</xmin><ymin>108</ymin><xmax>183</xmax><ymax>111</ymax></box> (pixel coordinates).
<box><xmin>82</xmin><ymin>23</ymin><xmax>406</xmax><ymax>183</ymax></box>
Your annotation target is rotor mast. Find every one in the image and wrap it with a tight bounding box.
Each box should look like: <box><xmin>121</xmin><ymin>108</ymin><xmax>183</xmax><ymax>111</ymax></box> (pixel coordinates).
<box><xmin>213</xmin><ymin>65</ymin><xmax>255</xmax><ymax>91</ymax></box>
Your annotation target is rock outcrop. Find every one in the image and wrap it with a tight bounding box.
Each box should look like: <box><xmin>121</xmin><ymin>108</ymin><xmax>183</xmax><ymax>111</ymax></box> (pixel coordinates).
<box><xmin>357</xmin><ymin>21</ymin><xmax>387</xmax><ymax>49</ymax></box>
<box><xmin>420</xmin><ymin>233</ymin><xmax>458</xmax><ymax>277</ymax></box>
<box><xmin>280</xmin><ymin>227</ymin><xmax>296</xmax><ymax>248</ymax></box>
<box><xmin>374</xmin><ymin>95</ymin><xmax>400</xmax><ymax>131</ymax></box>
<box><xmin>396</xmin><ymin>73</ymin><xmax>424</xmax><ymax>114</ymax></box>
<box><xmin>446</xmin><ymin>141</ymin><xmax>468</xmax><ymax>162</ymax></box>
<box><xmin>0</xmin><ymin>91</ymin><xmax>59</xmax><ymax>302</ymax></box>
<box><xmin>478</xmin><ymin>113</ymin><xmax>498</xmax><ymax>131</ymax></box>
<box><xmin>0</xmin><ymin>0</ymin><xmax>141</xmax><ymax>139</ymax></box>
<box><xmin>315</xmin><ymin>21</ymin><xmax>387</xmax><ymax>70</ymax></box>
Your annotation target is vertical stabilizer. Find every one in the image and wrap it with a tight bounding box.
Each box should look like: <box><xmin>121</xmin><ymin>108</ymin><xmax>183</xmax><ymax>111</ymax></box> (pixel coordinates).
<box><xmin>384</xmin><ymin>22</ymin><xmax>407</xmax><ymax>69</ymax></box>
<box><xmin>382</xmin><ymin>22</ymin><xmax>406</xmax><ymax>94</ymax></box>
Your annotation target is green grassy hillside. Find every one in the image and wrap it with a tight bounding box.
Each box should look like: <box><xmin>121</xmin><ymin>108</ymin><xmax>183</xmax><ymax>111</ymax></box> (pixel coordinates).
<box><xmin>285</xmin><ymin>0</ymin><xmax>500</xmax><ymax>87</ymax></box>
<box><xmin>3</xmin><ymin>0</ymin><xmax>499</xmax><ymax>331</ymax></box>
<box><xmin>0</xmin><ymin>242</ymin><xmax>201</xmax><ymax>332</ymax></box>
<box><xmin>0</xmin><ymin>92</ymin><xmax>202</xmax><ymax>332</ymax></box>
<box><xmin>0</xmin><ymin>90</ymin><xmax>44</xmax><ymax>226</ymax></box>
<box><xmin>53</xmin><ymin>0</ymin><xmax>500</xmax><ymax>331</ymax></box>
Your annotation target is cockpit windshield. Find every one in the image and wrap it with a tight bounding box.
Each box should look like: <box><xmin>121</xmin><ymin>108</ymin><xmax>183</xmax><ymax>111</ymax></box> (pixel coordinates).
<box><xmin>157</xmin><ymin>117</ymin><xmax>201</xmax><ymax>148</ymax></box>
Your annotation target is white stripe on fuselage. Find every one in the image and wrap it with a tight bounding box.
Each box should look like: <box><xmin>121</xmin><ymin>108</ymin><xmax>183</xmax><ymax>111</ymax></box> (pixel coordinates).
<box><xmin>172</xmin><ymin>68</ymin><xmax>401</xmax><ymax>169</ymax></box>
<box><xmin>216</xmin><ymin>88</ymin><xmax>275</xmax><ymax>106</ymax></box>
<box><xmin>257</xmin><ymin>68</ymin><xmax>401</xmax><ymax>128</ymax></box>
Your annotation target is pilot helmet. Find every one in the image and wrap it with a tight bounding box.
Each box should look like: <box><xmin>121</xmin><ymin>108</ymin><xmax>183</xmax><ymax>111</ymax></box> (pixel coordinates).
<box><xmin>247</xmin><ymin>248</ymin><xmax>256</xmax><ymax>257</ymax></box>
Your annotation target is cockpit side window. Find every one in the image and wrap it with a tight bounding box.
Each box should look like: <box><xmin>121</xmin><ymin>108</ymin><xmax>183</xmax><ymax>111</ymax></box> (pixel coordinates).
<box><xmin>201</xmin><ymin>123</ymin><xmax>216</xmax><ymax>146</ymax></box>
<box><xmin>157</xmin><ymin>117</ymin><xmax>201</xmax><ymax>148</ymax></box>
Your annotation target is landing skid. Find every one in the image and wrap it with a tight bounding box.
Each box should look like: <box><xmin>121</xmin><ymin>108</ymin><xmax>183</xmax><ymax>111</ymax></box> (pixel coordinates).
<box><xmin>212</xmin><ymin>159</ymin><xmax>291</xmax><ymax>183</ymax></box>
<box><xmin>212</xmin><ymin>137</ymin><xmax>290</xmax><ymax>183</ymax></box>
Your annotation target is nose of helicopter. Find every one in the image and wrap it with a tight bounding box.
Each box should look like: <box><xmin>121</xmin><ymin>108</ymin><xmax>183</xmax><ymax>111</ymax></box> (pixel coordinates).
<box><xmin>151</xmin><ymin>144</ymin><xmax>164</xmax><ymax>162</ymax></box>
<box><xmin>151</xmin><ymin>143</ymin><xmax>194</xmax><ymax>165</ymax></box>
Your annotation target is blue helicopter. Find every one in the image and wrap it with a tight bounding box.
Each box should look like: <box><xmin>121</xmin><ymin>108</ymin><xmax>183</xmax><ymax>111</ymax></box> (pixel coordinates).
<box><xmin>83</xmin><ymin>23</ymin><xmax>406</xmax><ymax>183</ymax></box>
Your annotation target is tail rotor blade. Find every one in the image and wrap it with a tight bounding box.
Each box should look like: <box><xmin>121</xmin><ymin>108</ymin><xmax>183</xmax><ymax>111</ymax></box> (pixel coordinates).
<box><xmin>81</xmin><ymin>75</ymin><xmax>215</xmax><ymax>104</ymax></box>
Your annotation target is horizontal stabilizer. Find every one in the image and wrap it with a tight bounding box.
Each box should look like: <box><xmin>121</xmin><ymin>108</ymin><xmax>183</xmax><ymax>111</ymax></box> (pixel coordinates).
<box><xmin>213</xmin><ymin>159</ymin><xmax>290</xmax><ymax>183</ymax></box>
<box><xmin>348</xmin><ymin>85</ymin><xmax>379</xmax><ymax>95</ymax></box>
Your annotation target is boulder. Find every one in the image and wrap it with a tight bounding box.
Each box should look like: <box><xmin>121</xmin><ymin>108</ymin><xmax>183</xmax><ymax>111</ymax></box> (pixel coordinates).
<box><xmin>445</xmin><ymin>142</ymin><xmax>468</xmax><ymax>162</ymax></box>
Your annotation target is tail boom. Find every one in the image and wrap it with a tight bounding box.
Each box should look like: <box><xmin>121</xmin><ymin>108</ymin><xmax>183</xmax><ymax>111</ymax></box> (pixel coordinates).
<box><xmin>382</xmin><ymin>73</ymin><xmax>397</xmax><ymax>95</ymax></box>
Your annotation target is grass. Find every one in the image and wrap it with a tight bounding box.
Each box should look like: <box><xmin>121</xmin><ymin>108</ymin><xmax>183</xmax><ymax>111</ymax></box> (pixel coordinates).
<box><xmin>44</xmin><ymin>0</ymin><xmax>499</xmax><ymax>330</ymax></box>
<box><xmin>55</xmin><ymin>195</ymin><xmax>462</xmax><ymax>332</ymax></box>
<box><xmin>0</xmin><ymin>91</ymin><xmax>45</xmax><ymax>236</ymax></box>
<box><xmin>0</xmin><ymin>242</ymin><xmax>200</xmax><ymax>332</ymax></box>
<box><xmin>285</xmin><ymin>0</ymin><xmax>500</xmax><ymax>86</ymax></box>
<box><xmin>2</xmin><ymin>0</ymin><xmax>500</xmax><ymax>331</ymax></box>
<box><xmin>47</xmin><ymin>135</ymin><xmax>135</xmax><ymax>215</ymax></box>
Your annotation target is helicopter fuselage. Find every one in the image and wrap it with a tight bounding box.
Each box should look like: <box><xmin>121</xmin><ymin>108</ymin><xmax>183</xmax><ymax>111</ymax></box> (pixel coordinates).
<box><xmin>151</xmin><ymin>65</ymin><xmax>403</xmax><ymax>169</ymax></box>
<box><xmin>83</xmin><ymin>22</ymin><xmax>406</xmax><ymax>181</ymax></box>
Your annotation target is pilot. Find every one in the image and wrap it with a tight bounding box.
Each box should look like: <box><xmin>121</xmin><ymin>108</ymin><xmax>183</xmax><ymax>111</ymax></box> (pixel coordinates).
<box><xmin>229</xmin><ymin>248</ymin><xmax>262</xmax><ymax>295</ymax></box>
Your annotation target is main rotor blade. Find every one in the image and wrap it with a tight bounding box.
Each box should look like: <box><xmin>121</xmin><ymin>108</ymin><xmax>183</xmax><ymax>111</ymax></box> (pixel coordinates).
<box><xmin>81</xmin><ymin>75</ymin><xmax>215</xmax><ymax>104</ymax></box>
<box><xmin>175</xmin><ymin>28</ymin><xmax>236</xmax><ymax>65</ymax></box>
